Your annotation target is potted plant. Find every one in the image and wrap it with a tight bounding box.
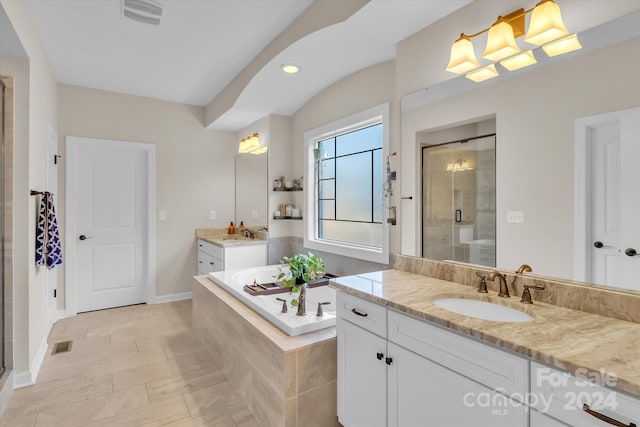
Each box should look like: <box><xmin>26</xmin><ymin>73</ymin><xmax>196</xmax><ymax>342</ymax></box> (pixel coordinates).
<box><xmin>277</xmin><ymin>253</ymin><xmax>326</xmax><ymax>314</ymax></box>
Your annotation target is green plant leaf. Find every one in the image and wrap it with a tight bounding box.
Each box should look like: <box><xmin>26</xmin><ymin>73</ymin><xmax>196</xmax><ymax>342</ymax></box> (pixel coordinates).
<box><xmin>291</xmin><ymin>299</ymin><xmax>298</xmax><ymax>307</ymax></box>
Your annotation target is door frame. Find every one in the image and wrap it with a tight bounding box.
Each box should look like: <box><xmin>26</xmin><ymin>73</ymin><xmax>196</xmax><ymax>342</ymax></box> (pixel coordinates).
<box><xmin>574</xmin><ymin>106</ymin><xmax>640</xmax><ymax>282</ymax></box>
<box><xmin>65</xmin><ymin>136</ymin><xmax>156</xmax><ymax>316</ymax></box>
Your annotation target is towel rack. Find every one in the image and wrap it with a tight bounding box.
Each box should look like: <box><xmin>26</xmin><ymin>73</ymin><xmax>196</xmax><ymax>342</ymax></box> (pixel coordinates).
<box><xmin>30</xmin><ymin>190</ymin><xmax>53</xmax><ymax>196</ymax></box>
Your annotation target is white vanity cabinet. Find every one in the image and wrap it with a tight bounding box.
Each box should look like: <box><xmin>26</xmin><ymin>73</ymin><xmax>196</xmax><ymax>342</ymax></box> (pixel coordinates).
<box><xmin>336</xmin><ymin>290</ymin><xmax>528</xmax><ymax>427</ymax></box>
<box><xmin>197</xmin><ymin>239</ymin><xmax>267</xmax><ymax>273</ymax></box>
<box><xmin>530</xmin><ymin>362</ymin><xmax>640</xmax><ymax>427</ymax></box>
<box><xmin>197</xmin><ymin>240</ymin><xmax>224</xmax><ymax>274</ymax></box>
<box><xmin>337</xmin><ymin>292</ymin><xmax>388</xmax><ymax>427</ymax></box>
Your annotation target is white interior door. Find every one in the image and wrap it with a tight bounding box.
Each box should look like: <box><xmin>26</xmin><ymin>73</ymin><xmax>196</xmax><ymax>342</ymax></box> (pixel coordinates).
<box><xmin>586</xmin><ymin>108</ymin><xmax>640</xmax><ymax>290</ymax></box>
<box><xmin>67</xmin><ymin>137</ymin><xmax>155</xmax><ymax>313</ymax></box>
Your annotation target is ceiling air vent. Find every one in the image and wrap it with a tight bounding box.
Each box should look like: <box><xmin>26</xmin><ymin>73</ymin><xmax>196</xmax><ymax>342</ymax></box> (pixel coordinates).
<box><xmin>122</xmin><ymin>0</ymin><xmax>163</xmax><ymax>26</ymax></box>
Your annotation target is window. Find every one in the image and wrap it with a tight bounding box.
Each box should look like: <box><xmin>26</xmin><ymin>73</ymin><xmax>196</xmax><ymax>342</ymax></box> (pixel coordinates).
<box><xmin>304</xmin><ymin>104</ymin><xmax>389</xmax><ymax>264</ymax></box>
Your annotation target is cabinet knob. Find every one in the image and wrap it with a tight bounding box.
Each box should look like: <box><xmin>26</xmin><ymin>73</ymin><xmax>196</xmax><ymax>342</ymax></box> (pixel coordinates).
<box><xmin>376</xmin><ymin>352</ymin><xmax>384</xmax><ymax>361</ymax></box>
<box><xmin>385</xmin><ymin>357</ymin><xmax>393</xmax><ymax>365</ymax></box>
<box><xmin>209</xmin><ymin>261</ymin><xmax>214</xmax><ymax>265</ymax></box>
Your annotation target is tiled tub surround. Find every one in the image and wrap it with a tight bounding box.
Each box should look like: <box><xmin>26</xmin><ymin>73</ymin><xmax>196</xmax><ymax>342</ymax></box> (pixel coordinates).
<box><xmin>193</xmin><ymin>276</ymin><xmax>340</xmax><ymax>427</ymax></box>
<box><xmin>332</xmin><ymin>256</ymin><xmax>640</xmax><ymax>399</ymax></box>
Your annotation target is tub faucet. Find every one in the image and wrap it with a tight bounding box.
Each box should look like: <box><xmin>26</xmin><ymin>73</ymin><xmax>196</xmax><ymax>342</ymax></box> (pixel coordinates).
<box><xmin>296</xmin><ymin>283</ymin><xmax>307</xmax><ymax>316</ymax></box>
<box><xmin>487</xmin><ymin>271</ymin><xmax>510</xmax><ymax>298</ymax></box>
<box><xmin>515</xmin><ymin>264</ymin><xmax>532</xmax><ymax>274</ymax></box>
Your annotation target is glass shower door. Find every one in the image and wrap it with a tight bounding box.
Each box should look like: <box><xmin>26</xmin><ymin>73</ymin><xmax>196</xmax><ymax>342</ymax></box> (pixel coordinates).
<box><xmin>422</xmin><ymin>136</ymin><xmax>496</xmax><ymax>267</ymax></box>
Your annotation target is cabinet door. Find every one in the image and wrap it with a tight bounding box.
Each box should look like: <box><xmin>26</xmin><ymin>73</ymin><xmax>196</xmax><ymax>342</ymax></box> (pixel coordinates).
<box><xmin>198</xmin><ymin>251</ymin><xmax>223</xmax><ymax>274</ymax></box>
<box><xmin>387</xmin><ymin>343</ymin><xmax>527</xmax><ymax>427</ymax></box>
<box><xmin>337</xmin><ymin>319</ymin><xmax>387</xmax><ymax>427</ymax></box>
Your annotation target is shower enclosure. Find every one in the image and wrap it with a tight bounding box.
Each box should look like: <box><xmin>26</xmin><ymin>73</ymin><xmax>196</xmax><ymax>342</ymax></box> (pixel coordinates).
<box><xmin>422</xmin><ymin>135</ymin><xmax>496</xmax><ymax>267</ymax></box>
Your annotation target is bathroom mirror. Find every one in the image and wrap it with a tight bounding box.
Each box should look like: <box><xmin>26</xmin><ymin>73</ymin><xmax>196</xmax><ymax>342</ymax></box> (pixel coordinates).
<box><xmin>400</xmin><ymin>12</ymin><xmax>640</xmax><ymax>292</ymax></box>
<box><xmin>235</xmin><ymin>151</ymin><xmax>268</xmax><ymax>229</ymax></box>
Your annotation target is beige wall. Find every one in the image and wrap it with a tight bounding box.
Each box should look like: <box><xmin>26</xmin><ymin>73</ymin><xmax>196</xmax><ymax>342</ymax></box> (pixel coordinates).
<box><xmin>1</xmin><ymin>0</ymin><xmax>58</xmax><ymax>380</ymax></box>
<box><xmin>290</xmin><ymin>60</ymin><xmax>399</xmax><ymax>274</ymax></box>
<box><xmin>401</xmin><ymin>37</ymin><xmax>640</xmax><ymax>280</ymax></box>
<box><xmin>57</xmin><ymin>84</ymin><xmax>237</xmax><ymax>298</ymax></box>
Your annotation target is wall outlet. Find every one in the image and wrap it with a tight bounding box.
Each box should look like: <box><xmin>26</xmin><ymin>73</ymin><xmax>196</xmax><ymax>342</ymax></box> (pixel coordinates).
<box><xmin>507</xmin><ymin>210</ymin><xmax>524</xmax><ymax>223</ymax></box>
<box><xmin>209</xmin><ymin>210</ymin><xmax>217</xmax><ymax>220</ymax></box>
<box><xmin>159</xmin><ymin>211</ymin><xmax>167</xmax><ymax>222</ymax></box>
<box><xmin>252</xmin><ymin>210</ymin><xmax>258</xmax><ymax>219</ymax></box>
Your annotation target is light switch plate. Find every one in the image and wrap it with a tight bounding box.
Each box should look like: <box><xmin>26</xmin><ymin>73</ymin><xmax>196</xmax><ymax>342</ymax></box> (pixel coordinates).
<box><xmin>209</xmin><ymin>210</ymin><xmax>217</xmax><ymax>220</ymax></box>
<box><xmin>507</xmin><ymin>210</ymin><xmax>524</xmax><ymax>223</ymax></box>
<box><xmin>252</xmin><ymin>210</ymin><xmax>258</xmax><ymax>219</ymax></box>
<box><xmin>159</xmin><ymin>211</ymin><xmax>167</xmax><ymax>222</ymax></box>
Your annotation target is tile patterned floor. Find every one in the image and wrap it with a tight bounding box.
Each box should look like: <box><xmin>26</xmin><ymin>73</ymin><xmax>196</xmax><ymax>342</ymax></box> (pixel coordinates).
<box><xmin>0</xmin><ymin>300</ymin><xmax>261</xmax><ymax>427</ymax></box>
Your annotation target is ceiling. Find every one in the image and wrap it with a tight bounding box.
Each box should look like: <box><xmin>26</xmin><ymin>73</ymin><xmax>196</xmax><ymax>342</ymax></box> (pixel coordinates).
<box><xmin>24</xmin><ymin>0</ymin><xmax>470</xmax><ymax>131</ymax></box>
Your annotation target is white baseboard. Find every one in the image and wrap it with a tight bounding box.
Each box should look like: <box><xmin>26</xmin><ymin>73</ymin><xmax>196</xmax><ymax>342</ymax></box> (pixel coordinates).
<box><xmin>14</xmin><ymin>335</ymin><xmax>48</xmax><ymax>389</ymax></box>
<box><xmin>155</xmin><ymin>291</ymin><xmax>192</xmax><ymax>304</ymax></box>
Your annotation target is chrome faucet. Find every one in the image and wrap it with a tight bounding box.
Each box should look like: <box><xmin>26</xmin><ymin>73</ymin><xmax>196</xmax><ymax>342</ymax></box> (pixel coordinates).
<box><xmin>487</xmin><ymin>271</ymin><xmax>510</xmax><ymax>298</ymax></box>
<box><xmin>296</xmin><ymin>283</ymin><xmax>307</xmax><ymax>316</ymax></box>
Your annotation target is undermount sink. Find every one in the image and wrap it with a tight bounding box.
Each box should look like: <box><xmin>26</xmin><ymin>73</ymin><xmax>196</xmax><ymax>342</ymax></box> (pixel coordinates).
<box><xmin>222</xmin><ymin>238</ymin><xmax>251</xmax><ymax>242</ymax></box>
<box><xmin>433</xmin><ymin>297</ymin><xmax>534</xmax><ymax>322</ymax></box>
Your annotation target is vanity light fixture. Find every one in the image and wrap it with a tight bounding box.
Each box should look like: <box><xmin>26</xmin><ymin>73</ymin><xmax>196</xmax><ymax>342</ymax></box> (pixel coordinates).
<box><xmin>446</xmin><ymin>159</ymin><xmax>473</xmax><ymax>172</ymax></box>
<box><xmin>446</xmin><ymin>0</ymin><xmax>580</xmax><ymax>82</ymax></box>
<box><xmin>500</xmin><ymin>50</ymin><xmax>537</xmax><ymax>71</ymax></box>
<box><xmin>281</xmin><ymin>64</ymin><xmax>300</xmax><ymax>74</ymax></box>
<box><xmin>542</xmin><ymin>34</ymin><xmax>582</xmax><ymax>57</ymax></box>
<box><xmin>238</xmin><ymin>133</ymin><xmax>267</xmax><ymax>154</ymax></box>
<box><xmin>465</xmin><ymin>64</ymin><xmax>499</xmax><ymax>83</ymax></box>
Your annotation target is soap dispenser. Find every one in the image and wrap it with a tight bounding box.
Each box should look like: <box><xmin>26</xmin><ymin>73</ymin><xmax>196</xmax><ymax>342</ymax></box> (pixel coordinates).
<box><xmin>239</xmin><ymin>221</ymin><xmax>245</xmax><ymax>230</ymax></box>
<box><xmin>228</xmin><ymin>221</ymin><xmax>235</xmax><ymax>234</ymax></box>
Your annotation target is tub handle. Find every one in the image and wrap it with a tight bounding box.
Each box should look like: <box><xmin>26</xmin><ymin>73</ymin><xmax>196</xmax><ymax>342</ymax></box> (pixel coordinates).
<box><xmin>276</xmin><ymin>297</ymin><xmax>288</xmax><ymax>313</ymax></box>
<box><xmin>351</xmin><ymin>308</ymin><xmax>368</xmax><ymax>317</ymax></box>
<box><xmin>316</xmin><ymin>302</ymin><xmax>331</xmax><ymax>317</ymax></box>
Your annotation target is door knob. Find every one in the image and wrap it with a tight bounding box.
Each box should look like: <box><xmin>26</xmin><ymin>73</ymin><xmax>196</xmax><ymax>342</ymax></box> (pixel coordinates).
<box><xmin>78</xmin><ymin>235</ymin><xmax>92</xmax><ymax>241</ymax></box>
<box><xmin>593</xmin><ymin>241</ymin><xmax>612</xmax><ymax>249</ymax></box>
<box><xmin>625</xmin><ymin>248</ymin><xmax>638</xmax><ymax>257</ymax></box>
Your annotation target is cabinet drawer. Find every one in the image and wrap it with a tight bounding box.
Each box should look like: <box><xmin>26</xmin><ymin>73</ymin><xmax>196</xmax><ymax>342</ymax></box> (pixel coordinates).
<box><xmin>531</xmin><ymin>362</ymin><xmax>640</xmax><ymax>427</ymax></box>
<box><xmin>198</xmin><ymin>251</ymin><xmax>223</xmax><ymax>274</ymax></box>
<box><xmin>197</xmin><ymin>239</ymin><xmax>223</xmax><ymax>259</ymax></box>
<box><xmin>388</xmin><ymin>310</ymin><xmax>527</xmax><ymax>397</ymax></box>
<box><xmin>337</xmin><ymin>291</ymin><xmax>387</xmax><ymax>338</ymax></box>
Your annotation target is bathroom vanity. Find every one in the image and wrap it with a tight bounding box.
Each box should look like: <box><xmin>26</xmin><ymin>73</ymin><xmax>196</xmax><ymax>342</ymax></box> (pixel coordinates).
<box><xmin>196</xmin><ymin>234</ymin><xmax>267</xmax><ymax>274</ymax></box>
<box><xmin>332</xmin><ymin>261</ymin><xmax>640</xmax><ymax>427</ymax></box>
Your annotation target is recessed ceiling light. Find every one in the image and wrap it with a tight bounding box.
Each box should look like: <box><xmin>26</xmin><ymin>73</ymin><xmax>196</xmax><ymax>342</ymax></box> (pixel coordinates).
<box><xmin>281</xmin><ymin>64</ymin><xmax>300</xmax><ymax>74</ymax></box>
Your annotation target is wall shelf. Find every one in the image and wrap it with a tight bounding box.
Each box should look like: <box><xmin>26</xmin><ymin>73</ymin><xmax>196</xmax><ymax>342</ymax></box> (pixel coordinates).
<box><xmin>273</xmin><ymin>216</ymin><xmax>303</xmax><ymax>220</ymax></box>
<box><xmin>273</xmin><ymin>188</ymin><xmax>303</xmax><ymax>192</ymax></box>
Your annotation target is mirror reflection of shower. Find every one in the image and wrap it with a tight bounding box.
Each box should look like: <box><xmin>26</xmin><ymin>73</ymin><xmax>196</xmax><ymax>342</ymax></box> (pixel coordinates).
<box><xmin>420</xmin><ymin>122</ymin><xmax>496</xmax><ymax>268</ymax></box>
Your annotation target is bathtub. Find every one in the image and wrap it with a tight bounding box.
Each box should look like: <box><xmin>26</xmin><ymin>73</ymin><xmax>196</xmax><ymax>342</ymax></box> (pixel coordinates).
<box><xmin>208</xmin><ymin>264</ymin><xmax>336</xmax><ymax>336</ymax></box>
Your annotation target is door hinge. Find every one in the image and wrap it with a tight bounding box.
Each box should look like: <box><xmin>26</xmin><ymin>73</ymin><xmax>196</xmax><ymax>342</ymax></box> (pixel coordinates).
<box><xmin>53</xmin><ymin>289</ymin><xmax>57</xmax><ymax>298</ymax></box>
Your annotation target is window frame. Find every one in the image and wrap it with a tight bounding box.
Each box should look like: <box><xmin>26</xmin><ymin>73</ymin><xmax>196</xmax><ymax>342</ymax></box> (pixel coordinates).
<box><xmin>304</xmin><ymin>103</ymin><xmax>390</xmax><ymax>264</ymax></box>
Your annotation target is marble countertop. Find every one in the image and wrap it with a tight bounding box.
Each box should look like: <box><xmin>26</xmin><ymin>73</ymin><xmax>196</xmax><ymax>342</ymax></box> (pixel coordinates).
<box><xmin>196</xmin><ymin>228</ymin><xmax>267</xmax><ymax>248</ymax></box>
<box><xmin>331</xmin><ymin>269</ymin><xmax>640</xmax><ymax>398</ymax></box>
